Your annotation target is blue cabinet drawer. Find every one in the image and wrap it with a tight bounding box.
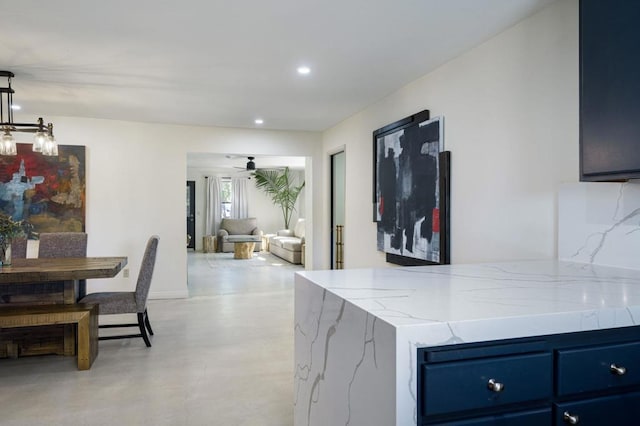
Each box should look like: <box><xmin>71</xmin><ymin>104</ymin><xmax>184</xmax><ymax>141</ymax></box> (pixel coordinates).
<box><xmin>555</xmin><ymin>391</ymin><xmax>640</xmax><ymax>425</ymax></box>
<box><xmin>430</xmin><ymin>407</ymin><xmax>551</xmax><ymax>425</ymax></box>
<box><xmin>422</xmin><ymin>352</ymin><xmax>552</xmax><ymax>416</ymax></box>
<box><xmin>557</xmin><ymin>341</ymin><xmax>640</xmax><ymax>396</ymax></box>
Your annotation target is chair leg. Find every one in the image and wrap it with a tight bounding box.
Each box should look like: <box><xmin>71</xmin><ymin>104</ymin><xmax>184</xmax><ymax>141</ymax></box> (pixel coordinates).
<box><xmin>144</xmin><ymin>308</ymin><xmax>154</xmax><ymax>335</ymax></box>
<box><xmin>137</xmin><ymin>312</ymin><xmax>152</xmax><ymax>347</ymax></box>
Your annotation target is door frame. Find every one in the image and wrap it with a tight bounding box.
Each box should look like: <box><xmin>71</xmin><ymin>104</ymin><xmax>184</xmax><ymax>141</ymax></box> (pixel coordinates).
<box><xmin>329</xmin><ymin>149</ymin><xmax>345</xmax><ymax>269</ymax></box>
<box><xmin>187</xmin><ymin>180</ymin><xmax>196</xmax><ymax>250</ymax></box>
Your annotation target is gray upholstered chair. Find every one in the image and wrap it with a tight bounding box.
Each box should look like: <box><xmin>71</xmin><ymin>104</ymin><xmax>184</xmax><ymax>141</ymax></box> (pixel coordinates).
<box><xmin>38</xmin><ymin>232</ymin><xmax>89</xmax><ymax>297</ymax></box>
<box><xmin>79</xmin><ymin>235</ymin><xmax>159</xmax><ymax>347</ymax></box>
<box><xmin>216</xmin><ymin>218</ymin><xmax>263</xmax><ymax>252</ymax></box>
<box><xmin>11</xmin><ymin>237</ymin><xmax>28</xmax><ymax>259</ymax></box>
<box><xmin>38</xmin><ymin>232</ymin><xmax>88</xmax><ymax>258</ymax></box>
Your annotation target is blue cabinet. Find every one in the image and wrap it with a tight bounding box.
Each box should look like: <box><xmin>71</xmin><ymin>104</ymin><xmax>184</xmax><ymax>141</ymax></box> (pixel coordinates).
<box><xmin>557</xmin><ymin>341</ymin><xmax>640</xmax><ymax>396</ymax></box>
<box><xmin>431</xmin><ymin>408</ymin><xmax>551</xmax><ymax>426</ymax></box>
<box><xmin>418</xmin><ymin>327</ymin><xmax>640</xmax><ymax>425</ymax></box>
<box><xmin>580</xmin><ymin>0</ymin><xmax>640</xmax><ymax>181</ymax></box>
<box><xmin>556</xmin><ymin>392</ymin><xmax>640</xmax><ymax>425</ymax></box>
<box><xmin>423</xmin><ymin>353</ymin><xmax>552</xmax><ymax>416</ymax></box>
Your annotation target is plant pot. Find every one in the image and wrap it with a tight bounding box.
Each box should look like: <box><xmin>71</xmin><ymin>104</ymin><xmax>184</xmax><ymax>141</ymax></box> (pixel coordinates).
<box><xmin>1</xmin><ymin>241</ymin><xmax>12</xmax><ymax>266</ymax></box>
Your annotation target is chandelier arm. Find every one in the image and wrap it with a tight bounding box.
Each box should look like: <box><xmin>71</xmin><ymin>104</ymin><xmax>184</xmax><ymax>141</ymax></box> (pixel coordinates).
<box><xmin>0</xmin><ymin>123</ymin><xmax>44</xmax><ymax>132</ymax></box>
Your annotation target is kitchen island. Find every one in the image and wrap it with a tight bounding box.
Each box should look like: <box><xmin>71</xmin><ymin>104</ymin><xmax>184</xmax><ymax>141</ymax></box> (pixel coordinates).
<box><xmin>294</xmin><ymin>260</ymin><xmax>640</xmax><ymax>425</ymax></box>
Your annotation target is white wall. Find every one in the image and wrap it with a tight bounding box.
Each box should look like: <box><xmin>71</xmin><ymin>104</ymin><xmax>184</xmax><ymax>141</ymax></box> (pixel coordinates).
<box><xmin>43</xmin><ymin>116</ymin><xmax>321</xmax><ymax>298</ymax></box>
<box><xmin>248</xmin><ymin>177</ymin><xmax>283</xmax><ymax>234</ymax></box>
<box><xmin>23</xmin><ymin>0</ymin><xmax>580</xmax><ymax>295</ymax></box>
<box><xmin>321</xmin><ymin>0</ymin><xmax>579</xmax><ymax>268</ymax></box>
<box><xmin>559</xmin><ymin>182</ymin><xmax>640</xmax><ymax>270</ymax></box>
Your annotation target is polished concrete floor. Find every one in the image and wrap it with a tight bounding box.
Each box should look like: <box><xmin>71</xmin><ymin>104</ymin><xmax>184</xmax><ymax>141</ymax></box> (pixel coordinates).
<box><xmin>0</xmin><ymin>251</ymin><xmax>303</xmax><ymax>426</ymax></box>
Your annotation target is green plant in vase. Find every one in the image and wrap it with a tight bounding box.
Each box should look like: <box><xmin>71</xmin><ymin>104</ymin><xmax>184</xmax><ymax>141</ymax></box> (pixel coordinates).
<box><xmin>0</xmin><ymin>213</ymin><xmax>26</xmax><ymax>266</ymax></box>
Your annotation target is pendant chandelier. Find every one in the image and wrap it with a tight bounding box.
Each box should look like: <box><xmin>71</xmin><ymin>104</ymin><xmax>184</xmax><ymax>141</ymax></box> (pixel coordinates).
<box><xmin>0</xmin><ymin>71</ymin><xmax>58</xmax><ymax>156</ymax></box>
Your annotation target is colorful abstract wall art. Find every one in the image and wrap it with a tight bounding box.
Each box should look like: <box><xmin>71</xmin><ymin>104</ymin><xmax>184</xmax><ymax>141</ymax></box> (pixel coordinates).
<box><xmin>0</xmin><ymin>144</ymin><xmax>85</xmax><ymax>235</ymax></box>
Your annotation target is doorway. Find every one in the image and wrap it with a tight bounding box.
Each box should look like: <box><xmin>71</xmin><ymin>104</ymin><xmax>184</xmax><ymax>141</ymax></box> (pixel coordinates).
<box><xmin>187</xmin><ymin>180</ymin><xmax>195</xmax><ymax>250</ymax></box>
<box><xmin>330</xmin><ymin>151</ymin><xmax>345</xmax><ymax>269</ymax></box>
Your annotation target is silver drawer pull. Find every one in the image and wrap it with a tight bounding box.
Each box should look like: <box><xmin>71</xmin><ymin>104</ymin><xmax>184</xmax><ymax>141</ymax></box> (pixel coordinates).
<box><xmin>487</xmin><ymin>378</ymin><xmax>504</xmax><ymax>392</ymax></box>
<box><xmin>610</xmin><ymin>363</ymin><xmax>627</xmax><ymax>376</ymax></box>
<box><xmin>563</xmin><ymin>411</ymin><xmax>579</xmax><ymax>424</ymax></box>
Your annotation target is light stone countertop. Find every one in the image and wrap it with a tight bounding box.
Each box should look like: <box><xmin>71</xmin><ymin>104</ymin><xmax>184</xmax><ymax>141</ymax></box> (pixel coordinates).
<box><xmin>294</xmin><ymin>260</ymin><xmax>640</xmax><ymax>425</ymax></box>
<box><xmin>297</xmin><ymin>260</ymin><xmax>640</xmax><ymax>334</ymax></box>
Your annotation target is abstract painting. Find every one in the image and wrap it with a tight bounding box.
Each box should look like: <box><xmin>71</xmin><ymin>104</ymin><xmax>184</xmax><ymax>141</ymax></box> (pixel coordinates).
<box><xmin>374</xmin><ymin>112</ymin><xmax>448</xmax><ymax>264</ymax></box>
<box><xmin>0</xmin><ymin>144</ymin><xmax>85</xmax><ymax>236</ymax></box>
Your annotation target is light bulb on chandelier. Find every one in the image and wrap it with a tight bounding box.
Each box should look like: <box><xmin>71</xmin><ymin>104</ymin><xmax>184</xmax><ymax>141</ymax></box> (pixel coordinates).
<box><xmin>0</xmin><ymin>71</ymin><xmax>58</xmax><ymax>156</ymax></box>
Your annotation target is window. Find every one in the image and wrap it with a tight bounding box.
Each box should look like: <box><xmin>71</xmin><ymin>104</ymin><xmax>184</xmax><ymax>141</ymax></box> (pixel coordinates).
<box><xmin>220</xmin><ymin>178</ymin><xmax>232</xmax><ymax>218</ymax></box>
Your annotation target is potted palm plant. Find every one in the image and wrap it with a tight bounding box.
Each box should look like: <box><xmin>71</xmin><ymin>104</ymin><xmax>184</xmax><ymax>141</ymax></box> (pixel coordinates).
<box><xmin>0</xmin><ymin>213</ymin><xmax>26</xmax><ymax>266</ymax></box>
<box><xmin>253</xmin><ymin>167</ymin><xmax>305</xmax><ymax>229</ymax></box>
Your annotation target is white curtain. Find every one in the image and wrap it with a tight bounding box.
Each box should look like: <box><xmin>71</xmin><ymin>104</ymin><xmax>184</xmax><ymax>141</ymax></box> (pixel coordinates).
<box><xmin>231</xmin><ymin>177</ymin><xmax>249</xmax><ymax>218</ymax></box>
<box><xmin>205</xmin><ymin>177</ymin><xmax>222</xmax><ymax>236</ymax></box>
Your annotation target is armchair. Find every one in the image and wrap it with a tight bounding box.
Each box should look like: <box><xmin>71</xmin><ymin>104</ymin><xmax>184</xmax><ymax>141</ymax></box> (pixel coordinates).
<box><xmin>216</xmin><ymin>218</ymin><xmax>263</xmax><ymax>253</ymax></box>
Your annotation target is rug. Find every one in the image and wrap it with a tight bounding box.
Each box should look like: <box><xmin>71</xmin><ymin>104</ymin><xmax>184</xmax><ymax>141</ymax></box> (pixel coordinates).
<box><xmin>199</xmin><ymin>251</ymin><xmax>303</xmax><ymax>270</ymax></box>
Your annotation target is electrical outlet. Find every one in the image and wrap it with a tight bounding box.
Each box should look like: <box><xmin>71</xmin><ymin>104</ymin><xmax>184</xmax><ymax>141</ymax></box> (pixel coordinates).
<box><xmin>123</xmin><ymin>268</ymin><xmax>129</xmax><ymax>278</ymax></box>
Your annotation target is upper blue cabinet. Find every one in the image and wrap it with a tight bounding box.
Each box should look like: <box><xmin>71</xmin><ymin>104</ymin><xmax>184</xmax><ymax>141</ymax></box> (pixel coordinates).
<box><xmin>580</xmin><ymin>0</ymin><xmax>640</xmax><ymax>181</ymax></box>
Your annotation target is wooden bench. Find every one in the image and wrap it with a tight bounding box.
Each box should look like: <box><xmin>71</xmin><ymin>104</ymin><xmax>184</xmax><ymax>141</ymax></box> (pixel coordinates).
<box><xmin>0</xmin><ymin>304</ymin><xmax>98</xmax><ymax>370</ymax></box>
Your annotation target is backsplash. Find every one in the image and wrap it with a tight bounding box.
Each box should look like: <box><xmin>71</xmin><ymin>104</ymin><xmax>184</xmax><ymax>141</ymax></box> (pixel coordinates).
<box><xmin>558</xmin><ymin>182</ymin><xmax>640</xmax><ymax>270</ymax></box>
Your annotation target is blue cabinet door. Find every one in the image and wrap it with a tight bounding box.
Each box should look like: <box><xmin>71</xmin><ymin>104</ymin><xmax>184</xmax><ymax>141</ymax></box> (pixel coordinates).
<box><xmin>423</xmin><ymin>353</ymin><xmax>552</xmax><ymax>416</ymax></box>
<box><xmin>555</xmin><ymin>392</ymin><xmax>640</xmax><ymax>425</ymax></box>
<box><xmin>580</xmin><ymin>0</ymin><xmax>640</xmax><ymax>180</ymax></box>
<box><xmin>557</xmin><ymin>341</ymin><xmax>640</xmax><ymax>396</ymax></box>
<box><xmin>430</xmin><ymin>408</ymin><xmax>551</xmax><ymax>425</ymax></box>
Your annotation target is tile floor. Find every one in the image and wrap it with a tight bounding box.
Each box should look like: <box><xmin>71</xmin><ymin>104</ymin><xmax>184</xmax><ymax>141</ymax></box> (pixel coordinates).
<box><xmin>0</xmin><ymin>251</ymin><xmax>303</xmax><ymax>426</ymax></box>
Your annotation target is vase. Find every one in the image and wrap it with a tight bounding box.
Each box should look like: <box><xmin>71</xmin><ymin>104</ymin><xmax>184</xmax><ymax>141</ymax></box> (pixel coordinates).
<box><xmin>0</xmin><ymin>241</ymin><xmax>12</xmax><ymax>266</ymax></box>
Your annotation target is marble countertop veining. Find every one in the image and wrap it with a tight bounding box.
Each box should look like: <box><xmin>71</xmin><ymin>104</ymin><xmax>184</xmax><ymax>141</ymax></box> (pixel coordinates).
<box><xmin>296</xmin><ymin>260</ymin><xmax>640</xmax><ymax>328</ymax></box>
<box><xmin>295</xmin><ymin>260</ymin><xmax>640</xmax><ymax>426</ymax></box>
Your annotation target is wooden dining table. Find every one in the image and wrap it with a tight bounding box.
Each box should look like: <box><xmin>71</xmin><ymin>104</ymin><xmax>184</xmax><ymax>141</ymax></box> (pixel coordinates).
<box><xmin>0</xmin><ymin>256</ymin><xmax>127</xmax><ymax>359</ymax></box>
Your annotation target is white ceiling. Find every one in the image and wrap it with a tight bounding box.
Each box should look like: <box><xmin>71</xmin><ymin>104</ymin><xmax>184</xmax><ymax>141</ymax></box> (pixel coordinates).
<box><xmin>186</xmin><ymin>153</ymin><xmax>305</xmax><ymax>174</ymax></box>
<box><xmin>2</xmin><ymin>0</ymin><xmax>556</xmax><ymax>133</ymax></box>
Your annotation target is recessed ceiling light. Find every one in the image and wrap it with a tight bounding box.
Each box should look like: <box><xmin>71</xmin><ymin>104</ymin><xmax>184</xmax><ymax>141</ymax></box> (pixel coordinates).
<box><xmin>297</xmin><ymin>66</ymin><xmax>311</xmax><ymax>75</ymax></box>
<box><xmin>11</xmin><ymin>104</ymin><xmax>21</xmax><ymax>110</ymax></box>
<box><xmin>255</xmin><ymin>118</ymin><xmax>264</xmax><ymax>125</ymax></box>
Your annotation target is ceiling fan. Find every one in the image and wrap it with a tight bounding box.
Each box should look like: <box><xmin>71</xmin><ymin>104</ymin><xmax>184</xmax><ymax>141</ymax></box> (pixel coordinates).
<box><xmin>232</xmin><ymin>155</ymin><xmax>285</xmax><ymax>174</ymax></box>
<box><xmin>245</xmin><ymin>156</ymin><xmax>256</xmax><ymax>171</ymax></box>
<box><xmin>232</xmin><ymin>156</ymin><xmax>256</xmax><ymax>172</ymax></box>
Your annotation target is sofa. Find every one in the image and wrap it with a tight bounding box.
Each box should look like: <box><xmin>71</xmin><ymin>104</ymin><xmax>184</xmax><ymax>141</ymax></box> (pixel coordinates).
<box><xmin>216</xmin><ymin>218</ymin><xmax>263</xmax><ymax>253</ymax></box>
<box><xmin>269</xmin><ymin>218</ymin><xmax>304</xmax><ymax>264</ymax></box>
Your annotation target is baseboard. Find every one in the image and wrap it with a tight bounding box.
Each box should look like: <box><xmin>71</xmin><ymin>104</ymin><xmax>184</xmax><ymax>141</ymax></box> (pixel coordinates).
<box><xmin>148</xmin><ymin>290</ymin><xmax>188</xmax><ymax>300</ymax></box>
